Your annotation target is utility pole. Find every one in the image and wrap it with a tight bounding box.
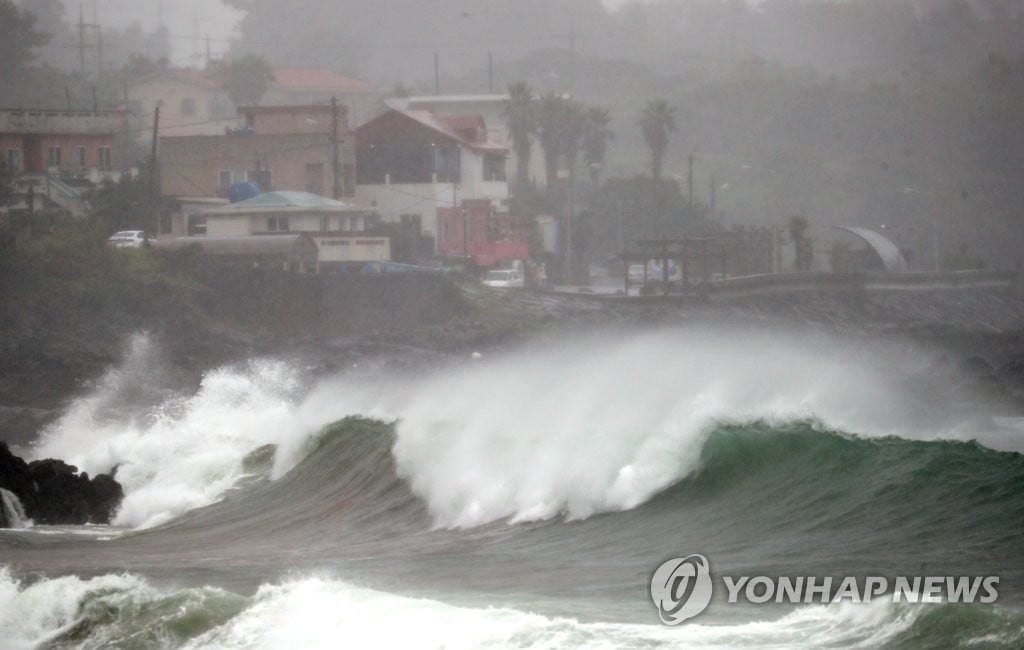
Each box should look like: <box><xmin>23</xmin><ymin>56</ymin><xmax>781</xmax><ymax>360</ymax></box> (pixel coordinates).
<box><xmin>488</xmin><ymin>52</ymin><xmax>493</xmax><ymax>94</ymax></box>
<box><xmin>709</xmin><ymin>172</ymin><xmax>717</xmax><ymax>220</ymax></box>
<box><xmin>567</xmin><ymin>13</ymin><xmax>576</xmax><ymax>97</ymax></box>
<box><xmin>565</xmin><ymin>162</ymin><xmax>575</xmax><ymax>284</ymax></box>
<box><xmin>79</xmin><ymin>5</ymin><xmax>86</xmax><ymax>77</ymax></box>
<box><xmin>77</xmin><ymin>4</ymin><xmax>101</xmax><ymax>78</ymax></box>
<box><xmin>149</xmin><ymin>106</ymin><xmax>160</xmax><ymax>236</ymax></box>
<box><xmin>434</xmin><ymin>53</ymin><xmax>440</xmax><ymax>95</ymax></box>
<box><xmin>687</xmin><ymin>154</ymin><xmax>694</xmax><ymax>210</ymax></box>
<box><xmin>330</xmin><ymin>96</ymin><xmax>341</xmax><ymax>199</ymax></box>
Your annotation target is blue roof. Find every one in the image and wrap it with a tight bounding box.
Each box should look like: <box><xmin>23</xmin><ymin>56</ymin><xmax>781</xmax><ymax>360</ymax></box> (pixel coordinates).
<box><xmin>224</xmin><ymin>191</ymin><xmax>358</xmax><ymax>210</ymax></box>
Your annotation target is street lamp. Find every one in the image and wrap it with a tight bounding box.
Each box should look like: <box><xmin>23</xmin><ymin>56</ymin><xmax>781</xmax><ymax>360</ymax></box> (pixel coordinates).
<box><xmin>902</xmin><ymin>187</ymin><xmax>939</xmax><ymax>272</ymax></box>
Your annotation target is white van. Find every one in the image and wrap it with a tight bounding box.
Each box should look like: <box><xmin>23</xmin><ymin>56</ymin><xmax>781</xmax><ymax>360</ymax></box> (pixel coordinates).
<box><xmin>482</xmin><ymin>269</ymin><xmax>525</xmax><ymax>288</ymax></box>
<box><xmin>107</xmin><ymin>231</ymin><xmax>148</xmax><ymax>248</ymax></box>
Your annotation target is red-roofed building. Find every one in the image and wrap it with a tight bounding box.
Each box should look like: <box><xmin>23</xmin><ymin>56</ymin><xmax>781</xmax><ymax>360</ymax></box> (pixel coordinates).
<box><xmin>264</xmin><ymin>67</ymin><xmax>378</xmax><ymax>126</ymax></box>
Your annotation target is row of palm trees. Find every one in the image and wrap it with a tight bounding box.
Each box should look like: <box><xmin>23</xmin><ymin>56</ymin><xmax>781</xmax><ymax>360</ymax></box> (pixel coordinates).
<box><xmin>505</xmin><ymin>81</ymin><xmax>680</xmax><ymax>194</ymax></box>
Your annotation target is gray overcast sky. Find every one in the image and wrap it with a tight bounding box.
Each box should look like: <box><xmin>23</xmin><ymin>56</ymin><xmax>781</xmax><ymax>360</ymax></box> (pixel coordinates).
<box><xmin>67</xmin><ymin>0</ymin><xmax>242</xmax><ymax>64</ymax></box>
<box><xmin>70</xmin><ymin>0</ymin><xmax>639</xmax><ymax>65</ymax></box>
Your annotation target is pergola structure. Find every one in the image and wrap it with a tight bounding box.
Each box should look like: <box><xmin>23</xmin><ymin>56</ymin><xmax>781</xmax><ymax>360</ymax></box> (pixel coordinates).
<box><xmin>619</xmin><ymin>236</ymin><xmax>731</xmax><ymax>295</ymax></box>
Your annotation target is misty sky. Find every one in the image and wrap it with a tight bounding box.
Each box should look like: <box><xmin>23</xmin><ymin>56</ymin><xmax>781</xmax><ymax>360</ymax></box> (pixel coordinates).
<box><xmin>65</xmin><ymin>0</ymin><xmax>643</xmax><ymax>66</ymax></box>
<box><xmin>60</xmin><ymin>0</ymin><xmax>242</xmax><ymax>64</ymax></box>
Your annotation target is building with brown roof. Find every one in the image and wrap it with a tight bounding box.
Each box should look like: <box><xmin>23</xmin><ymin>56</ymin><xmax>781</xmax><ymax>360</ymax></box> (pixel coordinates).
<box><xmin>263</xmin><ymin>67</ymin><xmax>379</xmax><ymax>126</ymax></box>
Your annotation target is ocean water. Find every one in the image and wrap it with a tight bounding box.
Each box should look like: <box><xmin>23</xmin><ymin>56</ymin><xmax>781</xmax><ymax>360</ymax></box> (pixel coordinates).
<box><xmin>2</xmin><ymin>327</ymin><xmax>1023</xmax><ymax>648</ymax></box>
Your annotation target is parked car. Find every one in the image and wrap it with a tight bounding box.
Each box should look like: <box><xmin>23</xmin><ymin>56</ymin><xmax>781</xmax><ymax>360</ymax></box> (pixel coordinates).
<box><xmin>482</xmin><ymin>269</ymin><xmax>525</xmax><ymax>288</ymax></box>
<box><xmin>108</xmin><ymin>231</ymin><xmax>149</xmax><ymax>248</ymax></box>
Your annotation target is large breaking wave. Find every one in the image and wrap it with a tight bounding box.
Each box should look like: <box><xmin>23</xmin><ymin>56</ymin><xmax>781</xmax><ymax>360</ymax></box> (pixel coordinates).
<box><xmin>27</xmin><ymin>327</ymin><xmax>1024</xmax><ymax>529</ymax></box>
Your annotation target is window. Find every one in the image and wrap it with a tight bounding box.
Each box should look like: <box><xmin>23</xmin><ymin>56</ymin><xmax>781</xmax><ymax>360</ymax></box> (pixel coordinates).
<box><xmin>433</xmin><ymin>147</ymin><xmax>460</xmax><ymax>183</ymax></box>
<box><xmin>48</xmin><ymin>146</ymin><xmax>62</xmax><ymax>167</ymax></box>
<box><xmin>400</xmin><ymin>214</ymin><xmax>422</xmax><ymax>236</ymax></box>
<box><xmin>98</xmin><ymin>147</ymin><xmax>111</xmax><ymax>169</ymax></box>
<box><xmin>181</xmin><ymin>97</ymin><xmax>197</xmax><ymax>116</ymax></box>
<box><xmin>75</xmin><ymin>147</ymin><xmax>87</xmax><ymax>167</ymax></box>
<box><xmin>6</xmin><ymin>149</ymin><xmax>22</xmax><ymax>174</ymax></box>
<box><xmin>267</xmin><ymin>216</ymin><xmax>290</xmax><ymax>232</ymax></box>
<box><xmin>305</xmin><ymin>163</ymin><xmax>324</xmax><ymax>195</ymax></box>
<box><xmin>483</xmin><ymin>152</ymin><xmax>506</xmax><ymax>181</ymax></box>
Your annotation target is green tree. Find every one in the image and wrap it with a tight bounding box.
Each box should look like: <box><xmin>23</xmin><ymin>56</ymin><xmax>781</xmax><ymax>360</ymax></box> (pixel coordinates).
<box><xmin>0</xmin><ymin>164</ymin><xmax>16</xmax><ymax>209</ymax></box>
<box><xmin>582</xmin><ymin>106</ymin><xmax>613</xmax><ymax>187</ymax></box>
<box><xmin>87</xmin><ymin>173</ymin><xmax>153</xmax><ymax>233</ymax></box>
<box><xmin>561</xmin><ymin>100</ymin><xmax>587</xmax><ymax>179</ymax></box>
<box><xmin>0</xmin><ymin>0</ymin><xmax>49</xmax><ymax>95</ymax></box>
<box><xmin>505</xmin><ymin>81</ymin><xmax>536</xmax><ymax>191</ymax></box>
<box><xmin>536</xmin><ymin>92</ymin><xmax>567</xmax><ymax>188</ymax></box>
<box><xmin>588</xmin><ymin>175</ymin><xmax>703</xmax><ymax>258</ymax></box>
<box><xmin>536</xmin><ymin>93</ymin><xmax>587</xmax><ymax>190</ymax></box>
<box><xmin>639</xmin><ymin>99</ymin><xmax>678</xmax><ymax>182</ymax></box>
<box><xmin>210</xmin><ymin>55</ymin><xmax>275</xmax><ymax>107</ymax></box>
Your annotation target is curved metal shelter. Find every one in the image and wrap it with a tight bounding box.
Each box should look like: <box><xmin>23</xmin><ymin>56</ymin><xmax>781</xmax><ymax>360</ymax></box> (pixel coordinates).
<box><xmin>835</xmin><ymin>226</ymin><xmax>909</xmax><ymax>272</ymax></box>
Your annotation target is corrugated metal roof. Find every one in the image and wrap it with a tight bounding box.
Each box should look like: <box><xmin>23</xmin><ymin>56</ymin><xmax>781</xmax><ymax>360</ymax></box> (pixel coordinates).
<box><xmin>836</xmin><ymin>226</ymin><xmax>909</xmax><ymax>272</ymax></box>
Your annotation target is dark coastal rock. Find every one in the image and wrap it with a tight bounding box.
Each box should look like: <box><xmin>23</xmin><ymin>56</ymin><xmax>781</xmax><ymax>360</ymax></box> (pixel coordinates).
<box><xmin>0</xmin><ymin>441</ymin><xmax>123</xmax><ymax>526</ymax></box>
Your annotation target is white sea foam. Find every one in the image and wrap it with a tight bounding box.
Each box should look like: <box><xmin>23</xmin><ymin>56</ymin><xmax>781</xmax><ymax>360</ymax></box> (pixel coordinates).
<box><xmin>0</xmin><ymin>489</ymin><xmax>32</xmax><ymax>529</ymax></box>
<box><xmin>27</xmin><ymin>327</ymin><xmax>1024</xmax><ymax>530</ymax></box>
<box><xmin>383</xmin><ymin>328</ymin><xmax>1024</xmax><ymax>527</ymax></box>
<box><xmin>0</xmin><ymin>568</ymin><xmax>952</xmax><ymax>649</ymax></box>
<box><xmin>30</xmin><ymin>334</ymin><xmax>312</xmax><ymax>528</ymax></box>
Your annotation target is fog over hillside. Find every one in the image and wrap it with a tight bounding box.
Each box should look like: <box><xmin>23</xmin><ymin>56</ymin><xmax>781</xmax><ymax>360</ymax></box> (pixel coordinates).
<box><xmin>18</xmin><ymin>0</ymin><xmax>1024</xmax><ymax>267</ymax></box>
<box><xmin>216</xmin><ymin>0</ymin><xmax>1020</xmax><ymax>267</ymax></box>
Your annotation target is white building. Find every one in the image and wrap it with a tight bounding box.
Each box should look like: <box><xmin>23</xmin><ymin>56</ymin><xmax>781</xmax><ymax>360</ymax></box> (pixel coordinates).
<box><xmin>354</xmin><ymin>106</ymin><xmax>508</xmax><ymax>250</ymax></box>
<box><xmin>200</xmin><ymin>191</ymin><xmax>390</xmax><ymax>271</ymax></box>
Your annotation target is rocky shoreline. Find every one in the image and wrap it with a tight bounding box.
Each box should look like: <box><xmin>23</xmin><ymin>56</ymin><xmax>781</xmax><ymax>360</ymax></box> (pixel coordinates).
<box><xmin>0</xmin><ymin>441</ymin><xmax>123</xmax><ymax>527</ymax></box>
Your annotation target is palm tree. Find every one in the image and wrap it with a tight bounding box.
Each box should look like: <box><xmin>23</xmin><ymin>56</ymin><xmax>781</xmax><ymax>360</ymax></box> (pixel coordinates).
<box><xmin>562</xmin><ymin>100</ymin><xmax>587</xmax><ymax>177</ymax></box>
<box><xmin>583</xmin><ymin>106</ymin><xmax>613</xmax><ymax>187</ymax></box>
<box><xmin>639</xmin><ymin>99</ymin><xmax>678</xmax><ymax>182</ymax></box>
<box><xmin>536</xmin><ymin>92</ymin><xmax>567</xmax><ymax>188</ymax></box>
<box><xmin>505</xmin><ymin>82</ymin><xmax>536</xmax><ymax>191</ymax></box>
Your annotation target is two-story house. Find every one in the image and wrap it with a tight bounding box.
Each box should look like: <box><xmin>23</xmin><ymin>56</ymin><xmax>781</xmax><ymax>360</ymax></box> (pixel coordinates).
<box><xmin>126</xmin><ymin>68</ymin><xmax>238</xmax><ymax>145</ymax></box>
<box><xmin>158</xmin><ymin>104</ymin><xmax>356</xmax><ymax>236</ymax></box>
<box><xmin>0</xmin><ymin>108</ymin><xmax>124</xmax><ymax>218</ymax></box>
<box><xmin>354</xmin><ymin>106</ymin><xmax>510</xmax><ymax>254</ymax></box>
<box><xmin>398</xmin><ymin>94</ymin><xmax>548</xmax><ymax>189</ymax></box>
